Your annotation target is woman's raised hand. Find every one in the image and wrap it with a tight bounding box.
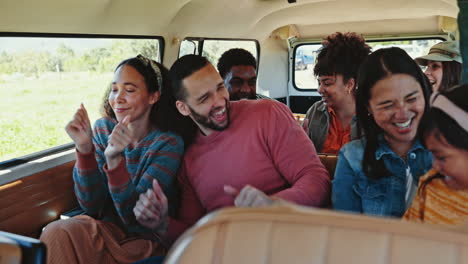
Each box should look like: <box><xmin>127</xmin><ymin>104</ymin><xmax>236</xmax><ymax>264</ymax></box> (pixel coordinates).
<box><xmin>65</xmin><ymin>104</ymin><xmax>93</xmax><ymax>154</ymax></box>
<box><xmin>104</xmin><ymin>115</ymin><xmax>133</xmax><ymax>169</ymax></box>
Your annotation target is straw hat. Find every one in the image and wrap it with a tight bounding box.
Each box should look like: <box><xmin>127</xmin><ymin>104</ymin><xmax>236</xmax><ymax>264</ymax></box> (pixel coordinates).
<box><xmin>415</xmin><ymin>41</ymin><xmax>461</xmax><ymax>66</ymax></box>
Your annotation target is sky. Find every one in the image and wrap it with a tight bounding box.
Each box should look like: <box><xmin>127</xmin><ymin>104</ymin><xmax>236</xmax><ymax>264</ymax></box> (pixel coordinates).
<box><xmin>0</xmin><ymin>37</ymin><xmax>117</xmax><ymax>54</ymax></box>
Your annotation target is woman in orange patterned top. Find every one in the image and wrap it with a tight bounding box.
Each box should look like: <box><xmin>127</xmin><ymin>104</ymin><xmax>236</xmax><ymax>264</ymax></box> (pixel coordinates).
<box><xmin>404</xmin><ymin>84</ymin><xmax>468</xmax><ymax>225</ymax></box>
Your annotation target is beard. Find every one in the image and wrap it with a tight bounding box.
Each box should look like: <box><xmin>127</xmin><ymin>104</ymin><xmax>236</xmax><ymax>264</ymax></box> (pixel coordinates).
<box><xmin>229</xmin><ymin>91</ymin><xmax>256</xmax><ymax>101</ymax></box>
<box><xmin>188</xmin><ymin>99</ymin><xmax>231</xmax><ymax>132</ymax></box>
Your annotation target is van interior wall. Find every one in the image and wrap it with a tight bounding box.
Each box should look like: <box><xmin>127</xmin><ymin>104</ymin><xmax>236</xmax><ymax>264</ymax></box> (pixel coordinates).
<box><xmin>0</xmin><ymin>0</ymin><xmax>458</xmax><ymax>39</ymax></box>
<box><xmin>258</xmin><ymin>37</ymin><xmax>289</xmax><ymax>99</ymax></box>
<box><xmin>0</xmin><ymin>160</ymin><xmax>77</xmax><ymax>238</ymax></box>
<box><xmin>163</xmin><ymin>34</ymin><xmax>181</xmax><ymax>68</ymax></box>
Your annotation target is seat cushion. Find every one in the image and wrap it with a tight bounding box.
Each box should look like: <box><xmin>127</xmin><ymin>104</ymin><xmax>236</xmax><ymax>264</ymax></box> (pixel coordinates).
<box><xmin>165</xmin><ymin>205</ymin><xmax>468</xmax><ymax>264</ymax></box>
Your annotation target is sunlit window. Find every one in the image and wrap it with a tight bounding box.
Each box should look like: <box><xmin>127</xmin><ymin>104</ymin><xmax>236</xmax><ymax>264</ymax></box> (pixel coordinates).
<box><xmin>0</xmin><ymin>35</ymin><xmax>162</xmax><ymax>163</ymax></box>
<box><xmin>293</xmin><ymin>38</ymin><xmax>443</xmax><ymax>90</ymax></box>
<box><xmin>179</xmin><ymin>38</ymin><xmax>258</xmax><ymax>66</ymax></box>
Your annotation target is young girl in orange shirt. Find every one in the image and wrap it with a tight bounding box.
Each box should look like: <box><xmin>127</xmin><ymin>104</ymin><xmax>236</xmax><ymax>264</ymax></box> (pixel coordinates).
<box><xmin>404</xmin><ymin>84</ymin><xmax>468</xmax><ymax>225</ymax></box>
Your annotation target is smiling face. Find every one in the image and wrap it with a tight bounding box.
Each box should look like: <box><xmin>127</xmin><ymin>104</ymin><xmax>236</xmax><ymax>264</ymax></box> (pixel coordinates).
<box><xmin>108</xmin><ymin>65</ymin><xmax>158</xmax><ymax>123</ymax></box>
<box><xmin>424</xmin><ymin>60</ymin><xmax>443</xmax><ymax>92</ymax></box>
<box><xmin>317</xmin><ymin>74</ymin><xmax>354</xmax><ymax>109</ymax></box>
<box><xmin>224</xmin><ymin>65</ymin><xmax>257</xmax><ymax>101</ymax></box>
<box><xmin>368</xmin><ymin>73</ymin><xmax>425</xmax><ymax>150</ymax></box>
<box><xmin>426</xmin><ymin>130</ymin><xmax>468</xmax><ymax>190</ymax></box>
<box><xmin>176</xmin><ymin>63</ymin><xmax>230</xmax><ymax>136</ymax></box>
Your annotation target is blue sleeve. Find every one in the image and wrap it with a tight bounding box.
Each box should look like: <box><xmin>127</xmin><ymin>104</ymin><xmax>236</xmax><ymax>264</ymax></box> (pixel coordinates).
<box><xmin>72</xmin><ymin>119</ymin><xmax>110</xmax><ymax>216</ymax></box>
<box><xmin>332</xmin><ymin>149</ymin><xmax>362</xmax><ymax>213</ymax></box>
<box><xmin>106</xmin><ymin>133</ymin><xmax>184</xmax><ymax>233</ymax></box>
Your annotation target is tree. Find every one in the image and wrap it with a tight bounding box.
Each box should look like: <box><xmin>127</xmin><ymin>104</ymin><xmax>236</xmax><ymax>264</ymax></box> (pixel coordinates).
<box><xmin>130</xmin><ymin>39</ymin><xmax>160</xmax><ymax>61</ymax></box>
<box><xmin>56</xmin><ymin>43</ymin><xmax>75</xmax><ymax>72</ymax></box>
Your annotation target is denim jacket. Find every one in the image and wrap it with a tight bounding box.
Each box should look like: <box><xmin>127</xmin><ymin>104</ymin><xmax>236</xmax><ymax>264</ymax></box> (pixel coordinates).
<box><xmin>332</xmin><ymin>137</ymin><xmax>433</xmax><ymax>217</ymax></box>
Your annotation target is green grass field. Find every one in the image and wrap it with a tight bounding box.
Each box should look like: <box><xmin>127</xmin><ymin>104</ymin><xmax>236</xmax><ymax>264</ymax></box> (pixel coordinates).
<box><xmin>0</xmin><ymin>72</ymin><xmax>113</xmax><ymax>162</ymax></box>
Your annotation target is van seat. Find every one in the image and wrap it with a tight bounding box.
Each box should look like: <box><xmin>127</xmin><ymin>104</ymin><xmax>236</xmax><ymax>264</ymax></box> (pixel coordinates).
<box><xmin>0</xmin><ymin>231</ymin><xmax>46</xmax><ymax>264</ymax></box>
<box><xmin>318</xmin><ymin>153</ymin><xmax>337</xmax><ymax>179</ymax></box>
<box><xmin>0</xmin><ymin>234</ymin><xmax>21</xmax><ymax>264</ymax></box>
<box><xmin>164</xmin><ymin>205</ymin><xmax>468</xmax><ymax>264</ymax></box>
<box><xmin>0</xmin><ymin>161</ymin><xmax>77</xmax><ymax>238</ymax></box>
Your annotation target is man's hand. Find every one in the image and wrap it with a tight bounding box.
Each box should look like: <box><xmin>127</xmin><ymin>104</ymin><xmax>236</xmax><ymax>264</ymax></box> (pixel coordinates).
<box><xmin>134</xmin><ymin>179</ymin><xmax>169</xmax><ymax>232</ymax></box>
<box><xmin>224</xmin><ymin>185</ymin><xmax>274</xmax><ymax>207</ymax></box>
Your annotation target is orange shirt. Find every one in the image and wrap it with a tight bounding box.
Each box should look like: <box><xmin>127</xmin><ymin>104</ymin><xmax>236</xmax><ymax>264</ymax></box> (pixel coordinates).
<box><xmin>404</xmin><ymin>169</ymin><xmax>468</xmax><ymax>225</ymax></box>
<box><xmin>321</xmin><ymin>108</ymin><xmax>351</xmax><ymax>154</ymax></box>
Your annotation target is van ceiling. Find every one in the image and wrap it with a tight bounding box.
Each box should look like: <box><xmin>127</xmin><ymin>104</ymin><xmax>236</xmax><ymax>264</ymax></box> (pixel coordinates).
<box><xmin>0</xmin><ymin>0</ymin><xmax>458</xmax><ymax>39</ymax></box>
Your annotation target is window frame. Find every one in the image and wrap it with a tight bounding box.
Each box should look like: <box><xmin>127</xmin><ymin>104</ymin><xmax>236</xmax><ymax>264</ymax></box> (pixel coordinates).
<box><xmin>291</xmin><ymin>35</ymin><xmax>447</xmax><ymax>92</ymax></box>
<box><xmin>177</xmin><ymin>37</ymin><xmax>261</xmax><ymax>71</ymax></box>
<box><xmin>0</xmin><ymin>32</ymin><xmax>165</xmax><ymax>169</ymax></box>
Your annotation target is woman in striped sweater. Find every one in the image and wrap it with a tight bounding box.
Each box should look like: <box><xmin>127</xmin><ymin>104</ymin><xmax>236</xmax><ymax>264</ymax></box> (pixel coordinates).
<box><xmin>40</xmin><ymin>55</ymin><xmax>190</xmax><ymax>263</ymax></box>
<box><xmin>404</xmin><ymin>84</ymin><xmax>468</xmax><ymax>225</ymax></box>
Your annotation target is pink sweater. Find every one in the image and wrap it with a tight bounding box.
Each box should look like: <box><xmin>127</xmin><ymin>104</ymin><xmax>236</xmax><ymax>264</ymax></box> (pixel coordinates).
<box><xmin>167</xmin><ymin>99</ymin><xmax>330</xmax><ymax>242</ymax></box>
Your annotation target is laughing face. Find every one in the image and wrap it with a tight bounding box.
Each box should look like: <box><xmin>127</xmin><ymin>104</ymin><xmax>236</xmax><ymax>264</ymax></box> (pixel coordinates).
<box><xmin>424</xmin><ymin>60</ymin><xmax>443</xmax><ymax>92</ymax></box>
<box><xmin>425</xmin><ymin>130</ymin><xmax>468</xmax><ymax>190</ymax></box>
<box><xmin>368</xmin><ymin>73</ymin><xmax>425</xmax><ymax>149</ymax></box>
<box><xmin>176</xmin><ymin>63</ymin><xmax>230</xmax><ymax>136</ymax></box>
<box><xmin>317</xmin><ymin>74</ymin><xmax>354</xmax><ymax>109</ymax></box>
<box><xmin>109</xmin><ymin>65</ymin><xmax>158</xmax><ymax>124</ymax></box>
<box><xmin>224</xmin><ymin>65</ymin><xmax>257</xmax><ymax>101</ymax></box>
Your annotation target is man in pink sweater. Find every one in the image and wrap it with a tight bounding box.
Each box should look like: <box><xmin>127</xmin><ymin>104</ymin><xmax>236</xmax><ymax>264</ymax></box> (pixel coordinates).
<box><xmin>134</xmin><ymin>55</ymin><xmax>330</xmax><ymax>244</ymax></box>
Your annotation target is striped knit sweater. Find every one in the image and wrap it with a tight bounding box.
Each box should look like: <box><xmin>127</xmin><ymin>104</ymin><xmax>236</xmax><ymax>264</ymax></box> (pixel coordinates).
<box><xmin>404</xmin><ymin>169</ymin><xmax>468</xmax><ymax>225</ymax></box>
<box><xmin>73</xmin><ymin>117</ymin><xmax>184</xmax><ymax>235</ymax></box>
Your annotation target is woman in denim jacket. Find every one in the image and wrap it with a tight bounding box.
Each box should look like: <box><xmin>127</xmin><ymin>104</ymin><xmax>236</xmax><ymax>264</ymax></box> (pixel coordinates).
<box><xmin>332</xmin><ymin>47</ymin><xmax>433</xmax><ymax>217</ymax></box>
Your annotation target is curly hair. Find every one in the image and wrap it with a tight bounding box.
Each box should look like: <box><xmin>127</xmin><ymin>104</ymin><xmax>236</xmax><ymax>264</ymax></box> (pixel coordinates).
<box><xmin>217</xmin><ymin>48</ymin><xmax>256</xmax><ymax>79</ymax></box>
<box><xmin>314</xmin><ymin>32</ymin><xmax>371</xmax><ymax>82</ymax></box>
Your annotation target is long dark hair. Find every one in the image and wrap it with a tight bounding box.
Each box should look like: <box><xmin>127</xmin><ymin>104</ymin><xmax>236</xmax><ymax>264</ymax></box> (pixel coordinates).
<box><xmin>439</xmin><ymin>61</ymin><xmax>462</xmax><ymax>92</ymax></box>
<box><xmin>101</xmin><ymin>56</ymin><xmax>196</xmax><ymax>147</ymax></box>
<box><xmin>356</xmin><ymin>47</ymin><xmax>432</xmax><ymax>179</ymax></box>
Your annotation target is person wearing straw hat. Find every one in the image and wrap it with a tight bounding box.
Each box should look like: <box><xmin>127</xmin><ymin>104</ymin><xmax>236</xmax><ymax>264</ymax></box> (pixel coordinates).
<box><xmin>415</xmin><ymin>41</ymin><xmax>462</xmax><ymax>92</ymax></box>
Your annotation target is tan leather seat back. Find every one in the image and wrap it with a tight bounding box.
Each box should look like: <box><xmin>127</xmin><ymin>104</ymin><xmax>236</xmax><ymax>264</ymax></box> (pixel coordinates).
<box><xmin>0</xmin><ymin>235</ymin><xmax>21</xmax><ymax>264</ymax></box>
<box><xmin>318</xmin><ymin>153</ymin><xmax>337</xmax><ymax>179</ymax></box>
<box><xmin>164</xmin><ymin>205</ymin><xmax>468</xmax><ymax>264</ymax></box>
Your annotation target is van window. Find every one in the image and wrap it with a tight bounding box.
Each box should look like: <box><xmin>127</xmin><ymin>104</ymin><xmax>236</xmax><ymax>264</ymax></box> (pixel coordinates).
<box><xmin>179</xmin><ymin>39</ymin><xmax>199</xmax><ymax>57</ymax></box>
<box><xmin>293</xmin><ymin>44</ymin><xmax>321</xmax><ymax>90</ymax></box>
<box><xmin>179</xmin><ymin>38</ymin><xmax>259</xmax><ymax>67</ymax></box>
<box><xmin>293</xmin><ymin>38</ymin><xmax>442</xmax><ymax>90</ymax></box>
<box><xmin>0</xmin><ymin>34</ymin><xmax>163</xmax><ymax>164</ymax></box>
